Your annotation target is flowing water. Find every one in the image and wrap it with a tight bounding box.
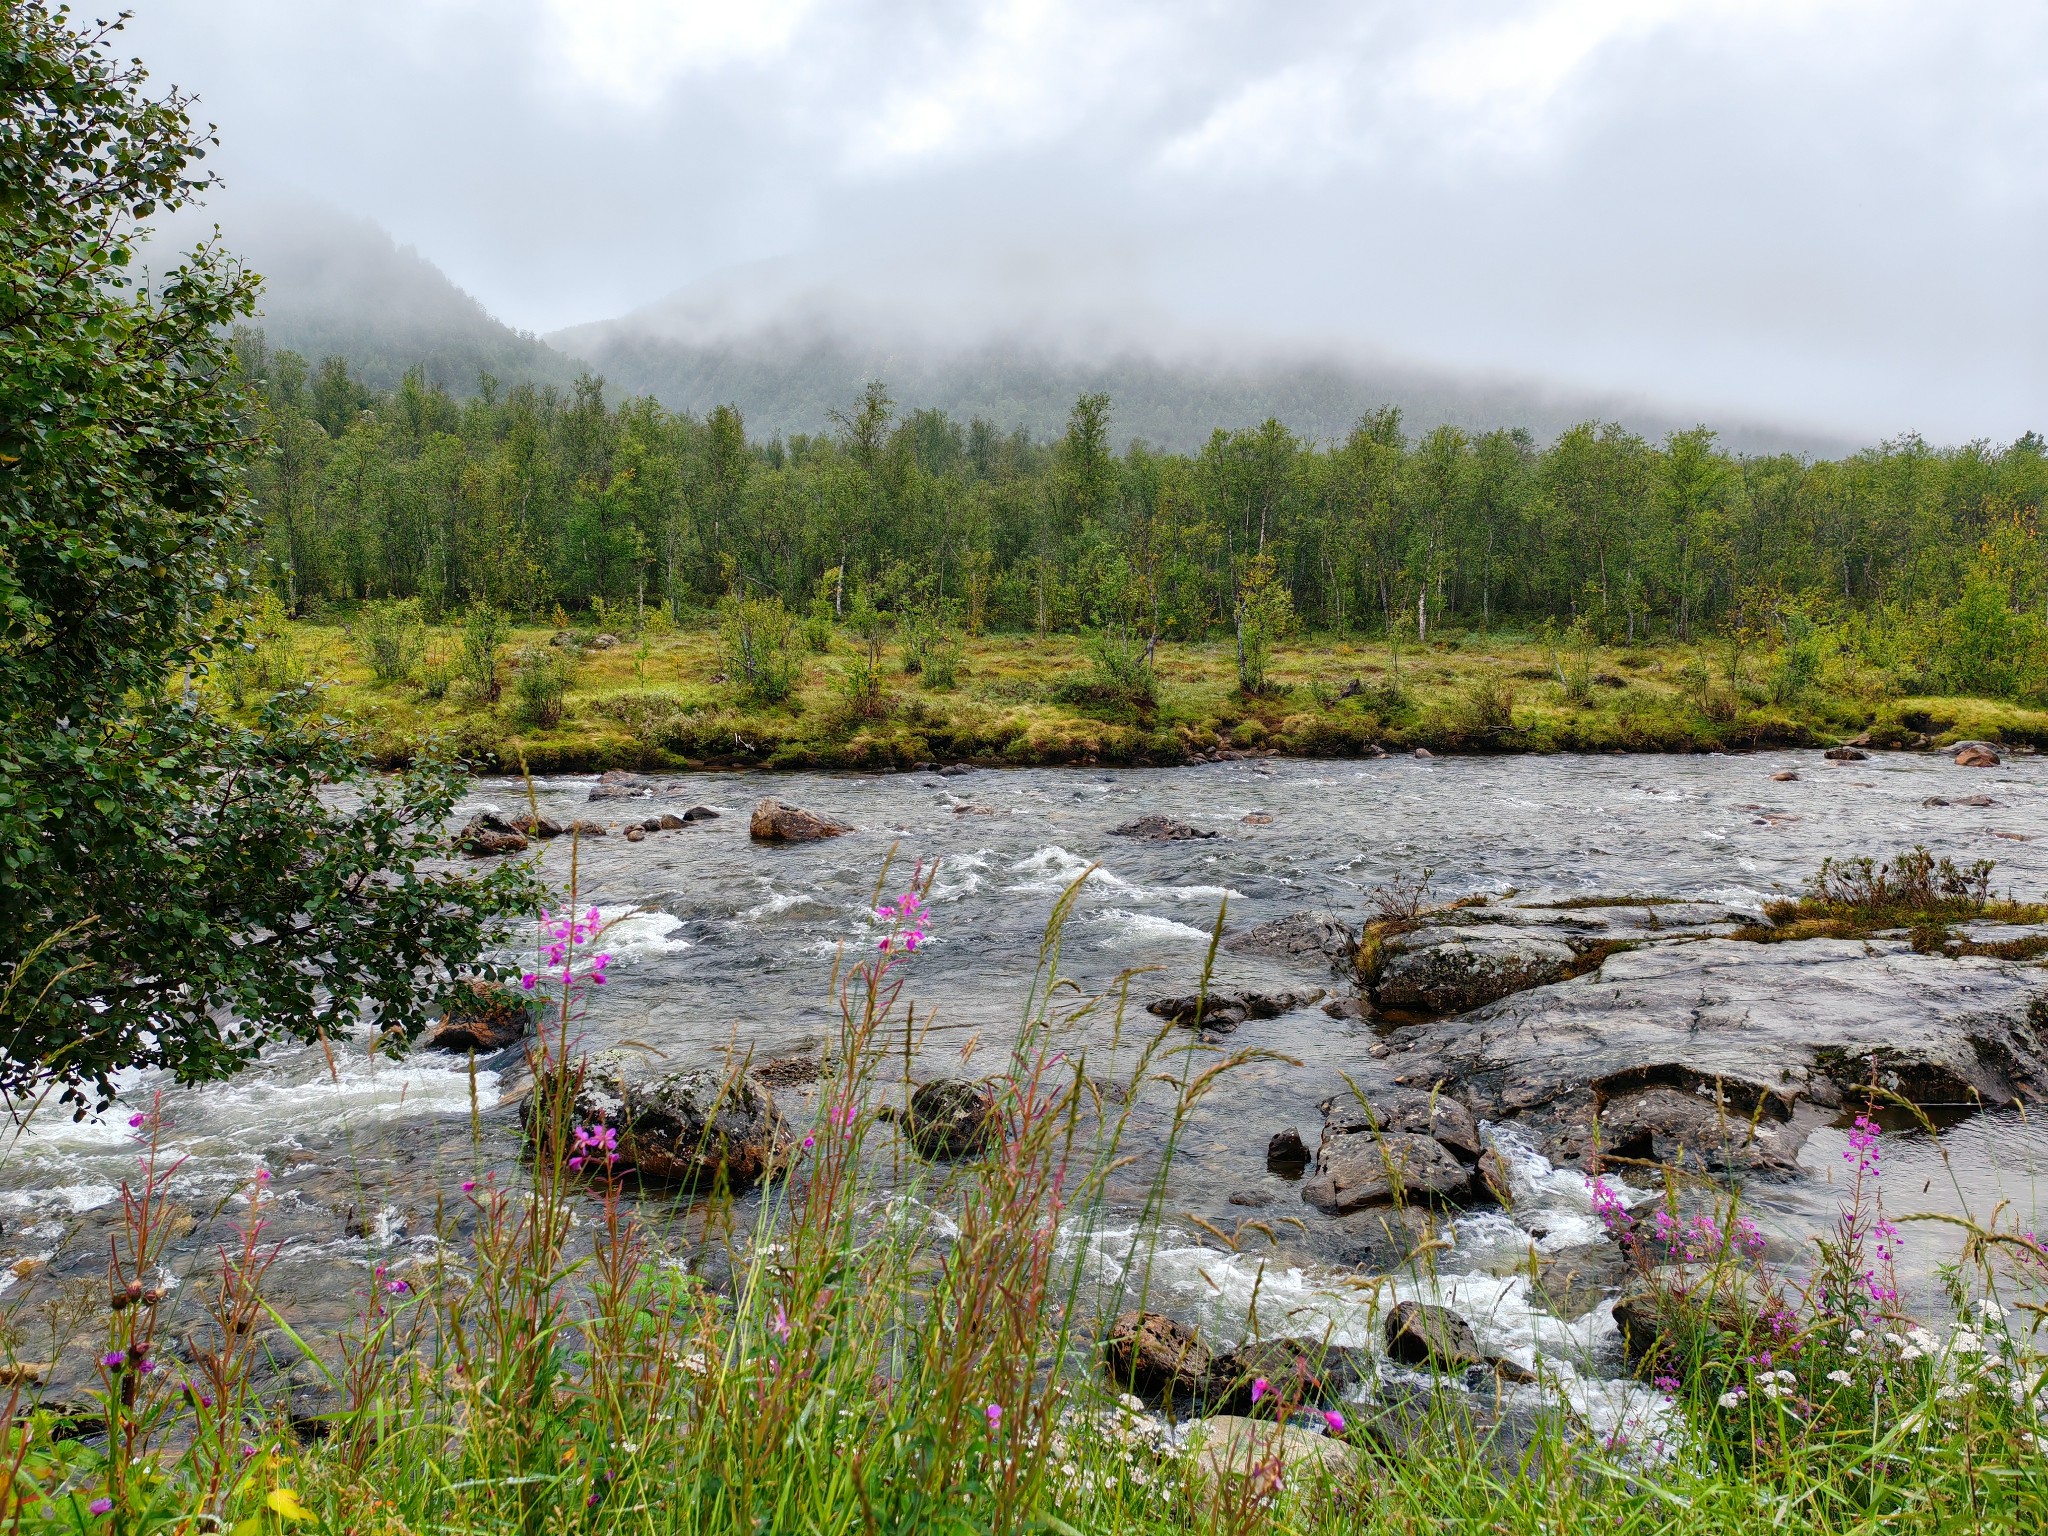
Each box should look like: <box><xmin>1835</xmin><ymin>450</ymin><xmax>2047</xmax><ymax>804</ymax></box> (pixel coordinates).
<box><xmin>5</xmin><ymin>750</ymin><xmax>2046</xmax><ymax>1416</ymax></box>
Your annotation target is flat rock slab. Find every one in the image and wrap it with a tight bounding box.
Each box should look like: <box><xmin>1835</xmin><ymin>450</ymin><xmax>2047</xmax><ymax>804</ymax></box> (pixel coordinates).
<box><xmin>1147</xmin><ymin>988</ymin><xmax>1326</xmax><ymax>1032</ymax></box>
<box><xmin>1404</xmin><ymin>938</ymin><xmax>2048</xmax><ymax>1167</ymax></box>
<box><xmin>1372</xmin><ymin>923</ymin><xmax>1577</xmax><ymax>1017</ymax></box>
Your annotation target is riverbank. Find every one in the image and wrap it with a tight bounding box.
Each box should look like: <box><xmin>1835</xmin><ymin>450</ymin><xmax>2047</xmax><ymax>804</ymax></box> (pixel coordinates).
<box><xmin>227</xmin><ymin>619</ymin><xmax>2048</xmax><ymax>774</ymax></box>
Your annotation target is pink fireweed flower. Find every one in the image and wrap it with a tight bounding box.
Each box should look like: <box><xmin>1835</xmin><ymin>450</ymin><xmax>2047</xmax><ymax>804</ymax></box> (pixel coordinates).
<box><xmin>770</xmin><ymin>1302</ymin><xmax>790</xmax><ymax>1342</ymax></box>
<box><xmin>520</xmin><ymin>973</ymin><xmax>538</xmax><ymax>990</ymax></box>
<box><xmin>985</xmin><ymin>1403</ymin><xmax>1002</xmax><ymax>1432</ymax></box>
<box><xmin>387</xmin><ymin>1280</ymin><xmax>410</xmax><ymax>1296</ymax></box>
<box><xmin>567</xmin><ymin>1122</ymin><xmax>620</xmax><ymax>1172</ymax></box>
<box><xmin>462</xmin><ymin>1179</ymin><xmax>476</xmax><ymax>1192</ymax></box>
<box><xmin>89</xmin><ymin>1499</ymin><xmax>112</xmax><ymax>1516</ymax></box>
<box><xmin>802</xmin><ymin>1135</ymin><xmax>815</xmax><ymax>1150</ymax></box>
<box><xmin>1845</xmin><ymin>1114</ymin><xmax>1881</xmax><ymax>1177</ymax></box>
<box><xmin>127</xmin><ymin>1112</ymin><xmax>145</xmax><ymax>1128</ymax></box>
<box><xmin>1323</xmin><ymin>1409</ymin><xmax>1345</xmax><ymax>1434</ymax></box>
<box><xmin>1250</xmin><ymin>1377</ymin><xmax>1269</xmax><ymax>1404</ymax></box>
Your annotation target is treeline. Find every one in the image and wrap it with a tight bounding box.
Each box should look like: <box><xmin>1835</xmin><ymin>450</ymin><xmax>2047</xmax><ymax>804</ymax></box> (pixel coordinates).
<box><xmin>235</xmin><ymin>328</ymin><xmax>2048</xmax><ymax>696</ymax></box>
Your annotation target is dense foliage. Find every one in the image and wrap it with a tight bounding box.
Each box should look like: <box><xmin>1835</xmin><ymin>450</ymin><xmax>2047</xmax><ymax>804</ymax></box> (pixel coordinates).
<box><xmin>0</xmin><ymin>5</ymin><xmax>536</xmax><ymax>1107</ymax></box>
<box><xmin>239</xmin><ymin>343</ymin><xmax>2048</xmax><ymax>701</ymax></box>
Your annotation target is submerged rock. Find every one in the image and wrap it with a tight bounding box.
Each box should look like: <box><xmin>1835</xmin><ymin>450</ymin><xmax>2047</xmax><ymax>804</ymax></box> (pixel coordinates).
<box><xmin>525</xmin><ymin>1060</ymin><xmax>791</xmax><ymax>1190</ymax></box>
<box><xmin>1823</xmin><ymin>746</ymin><xmax>1868</xmax><ymax>761</ymax></box>
<box><xmin>1955</xmin><ymin>745</ymin><xmax>2002</xmax><ymax>767</ymax></box>
<box><xmin>1226</xmin><ymin>910</ymin><xmax>1359</xmax><ymax>973</ymax></box>
<box><xmin>1110</xmin><ymin>815</ymin><xmax>1218</xmax><ymax>841</ymax></box>
<box><xmin>1145</xmin><ymin>988</ymin><xmax>1325</xmax><ymax>1032</ymax></box>
<box><xmin>1266</xmin><ymin>1127</ymin><xmax>1311</xmax><ymax>1175</ymax></box>
<box><xmin>749</xmin><ymin>797</ymin><xmax>850</xmax><ymax>842</ymax></box>
<box><xmin>588</xmin><ymin>769</ymin><xmax>658</xmax><ymax>800</ymax></box>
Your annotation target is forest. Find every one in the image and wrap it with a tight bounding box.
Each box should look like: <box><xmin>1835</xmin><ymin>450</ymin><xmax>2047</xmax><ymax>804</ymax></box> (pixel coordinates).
<box><xmin>238</xmin><ymin>329</ymin><xmax>2048</xmax><ymax>704</ymax></box>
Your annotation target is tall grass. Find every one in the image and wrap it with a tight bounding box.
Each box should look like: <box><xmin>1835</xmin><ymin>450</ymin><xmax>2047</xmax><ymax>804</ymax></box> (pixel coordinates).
<box><xmin>4</xmin><ymin>859</ymin><xmax>2048</xmax><ymax>1533</ymax></box>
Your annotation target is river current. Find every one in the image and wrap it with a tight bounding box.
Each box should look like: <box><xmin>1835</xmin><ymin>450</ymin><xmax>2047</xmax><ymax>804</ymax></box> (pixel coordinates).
<box><xmin>5</xmin><ymin>749</ymin><xmax>2045</xmax><ymax>1421</ymax></box>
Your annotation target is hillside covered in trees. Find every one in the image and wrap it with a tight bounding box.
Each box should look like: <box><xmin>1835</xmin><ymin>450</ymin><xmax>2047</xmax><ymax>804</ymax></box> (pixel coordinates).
<box><xmin>240</xmin><ymin>336</ymin><xmax>2048</xmax><ymax>704</ymax></box>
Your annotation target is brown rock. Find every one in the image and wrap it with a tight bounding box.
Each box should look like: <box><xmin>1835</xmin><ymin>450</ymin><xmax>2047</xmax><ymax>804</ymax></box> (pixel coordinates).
<box><xmin>1956</xmin><ymin>746</ymin><xmax>2001</xmax><ymax>767</ymax></box>
<box><xmin>463</xmin><ymin>827</ymin><xmax>529</xmax><ymax>857</ymax></box>
<box><xmin>1101</xmin><ymin>1311</ymin><xmax>1212</xmax><ymax>1406</ymax></box>
<box><xmin>1383</xmin><ymin>1300</ymin><xmax>1482</xmax><ymax>1372</ymax></box>
<box><xmin>512</xmin><ymin>814</ymin><xmax>565</xmax><ymax>838</ymax></box>
<box><xmin>1770</xmin><ymin>771</ymin><xmax>1799</xmax><ymax>782</ymax></box>
<box><xmin>750</xmin><ymin>797</ymin><xmax>850</xmax><ymax>842</ymax></box>
<box><xmin>423</xmin><ymin>980</ymin><xmax>534</xmax><ymax>1053</ymax></box>
<box><xmin>1823</xmin><ymin>746</ymin><xmax>1868</xmax><ymax>761</ymax></box>
<box><xmin>896</xmin><ymin>1078</ymin><xmax>1000</xmax><ymax>1160</ymax></box>
<box><xmin>624</xmin><ymin>825</ymin><xmax>646</xmax><ymax>842</ymax></box>
<box><xmin>653</xmin><ymin>813</ymin><xmax>688</xmax><ymax>829</ymax></box>
<box><xmin>1267</xmin><ymin>1127</ymin><xmax>1310</xmax><ymax>1174</ymax></box>
<box><xmin>1242</xmin><ymin>812</ymin><xmax>1275</xmax><ymax>826</ymax></box>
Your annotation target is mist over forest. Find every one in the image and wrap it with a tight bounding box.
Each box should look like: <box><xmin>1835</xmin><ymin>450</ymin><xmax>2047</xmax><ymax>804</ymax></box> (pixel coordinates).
<box><xmin>209</xmin><ymin>200</ymin><xmax>1851</xmax><ymax>458</ymax></box>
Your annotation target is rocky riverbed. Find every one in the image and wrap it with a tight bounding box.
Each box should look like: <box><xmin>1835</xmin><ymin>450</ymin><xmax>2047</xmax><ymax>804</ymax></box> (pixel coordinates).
<box><xmin>2</xmin><ymin>747</ymin><xmax>2044</xmax><ymax>1432</ymax></box>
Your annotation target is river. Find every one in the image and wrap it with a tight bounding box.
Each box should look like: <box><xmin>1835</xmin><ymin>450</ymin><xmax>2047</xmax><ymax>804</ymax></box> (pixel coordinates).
<box><xmin>4</xmin><ymin>748</ymin><xmax>2045</xmax><ymax>1421</ymax></box>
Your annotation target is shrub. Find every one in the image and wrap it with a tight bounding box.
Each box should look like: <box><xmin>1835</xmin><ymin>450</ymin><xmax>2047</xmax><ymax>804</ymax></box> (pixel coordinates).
<box><xmin>509</xmin><ymin>645</ymin><xmax>575</xmax><ymax>728</ymax></box>
<box><xmin>1053</xmin><ymin>623</ymin><xmax>1156</xmax><ymax>717</ymax></box>
<box><xmin>719</xmin><ymin>593</ymin><xmax>803</xmax><ymax>705</ymax></box>
<box><xmin>460</xmin><ymin>599</ymin><xmax>508</xmax><ymax>703</ymax></box>
<box><xmin>350</xmin><ymin>599</ymin><xmax>427</xmax><ymax>684</ymax></box>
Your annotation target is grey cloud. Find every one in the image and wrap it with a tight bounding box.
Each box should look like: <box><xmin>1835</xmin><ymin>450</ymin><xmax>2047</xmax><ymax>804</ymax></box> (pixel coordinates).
<box><xmin>124</xmin><ymin>0</ymin><xmax>2046</xmax><ymax>442</ymax></box>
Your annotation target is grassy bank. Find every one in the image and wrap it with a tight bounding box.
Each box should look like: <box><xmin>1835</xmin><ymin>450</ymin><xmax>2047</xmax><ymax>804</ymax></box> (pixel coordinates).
<box><xmin>5</xmin><ymin>868</ymin><xmax>2048</xmax><ymax>1534</ymax></box>
<box><xmin>217</xmin><ymin>616</ymin><xmax>2048</xmax><ymax>774</ymax></box>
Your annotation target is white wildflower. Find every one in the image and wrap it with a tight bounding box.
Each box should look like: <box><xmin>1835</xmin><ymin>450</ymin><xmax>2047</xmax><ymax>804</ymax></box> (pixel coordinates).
<box><xmin>1718</xmin><ymin>1390</ymin><xmax>1746</xmax><ymax>1408</ymax></box>
<box><xmin>1828</xmin><ymin>1370</ymin><xmax>1853</xmax><ymax>1386</ymax></box>
<box><xmin>1849</xmin><ymin>1329</ymin><xmax>1867</xmax><ymax>1344</ymax></box>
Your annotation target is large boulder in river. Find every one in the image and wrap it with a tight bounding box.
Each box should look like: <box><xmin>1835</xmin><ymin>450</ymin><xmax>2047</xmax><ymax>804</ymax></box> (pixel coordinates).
<box><xmin>1300</xmin><ymin>1132</ymin><xmax>1473</xmax><ymax>1215</ymax></box>
<box><xmin>1397</xmin><ymin>937</ymin><xmax>2048</xmax><ymax>1169</ymax></box>
<box><xmin>459</xmin><ymin>810</ymin><xmax>530</xmax><ymax>856</ymax></box>
<box><xmin>749</xmin><ymin>798</ymin><xmax>850</xmax><ymax>842</ymax></box>
<box><xmin>525</xmin><ymin>1059</ymin><xmax>791</xmax><ymax>1190</ymax></box>
<box><xmin>1384</xmin><ymin>1301</ymin><xmax>1484</xmax><ymax>1372</ymax></box>
<box><xmin>1208</xmin><ymin>1338</ymin><xmax>1371</xmax><ymax>1413</ymax></box>
<box><xmin>1320</xmin><ymin>1088</ymin><xmax>1482</xmax><ymax>1162</ymax></box>
<box><xmin>1101</xmin><ymin>1311</ymin><xmax>1212</xmax><ymax>1407</ymax></box>
<box><xmin>1369</xmin><ymin>922</ymin><xmax>1576</xmax><ymax>1017</ymax></box>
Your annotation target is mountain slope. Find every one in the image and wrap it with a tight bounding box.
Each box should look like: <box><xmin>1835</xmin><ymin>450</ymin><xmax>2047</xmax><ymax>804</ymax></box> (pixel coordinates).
<box><xmin>174</xmin><ymin>201</ymin><xmax>590</xmax><ymax>393</ymax></box>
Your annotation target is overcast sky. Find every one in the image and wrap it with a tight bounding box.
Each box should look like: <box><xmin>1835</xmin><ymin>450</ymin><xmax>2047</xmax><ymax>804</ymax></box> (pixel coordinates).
<box><xmin>127</xmin><ymin>0</ymin><xmax>2045</xmax><ymax>443</ymax></box>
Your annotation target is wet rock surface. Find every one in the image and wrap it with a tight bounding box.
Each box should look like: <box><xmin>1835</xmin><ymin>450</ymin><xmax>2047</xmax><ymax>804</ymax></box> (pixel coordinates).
<box><xmin>1383</xmin><ymin>1300</ymin><xmax>1484</xmax><ymax>1372</ymax></box>
<box><xmin>1225</xmin><ymin>910</ymin><xmax>1359</xmax><ymax>973</ymax></box>
<box><xmin>1101</xmin><ymin>1310</ymin><xmax>1213</xmax><ymax>1407</ymax></box>
<box><xmin>1394</xmin><ymin>938</ymin><xmax>2048</xmax><ymax>1168</ymax></box>
<box><xmin>1301</xmin><ymin>1132</ymin><xmax>1474</xmax><ymax>1214</ymax></box>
